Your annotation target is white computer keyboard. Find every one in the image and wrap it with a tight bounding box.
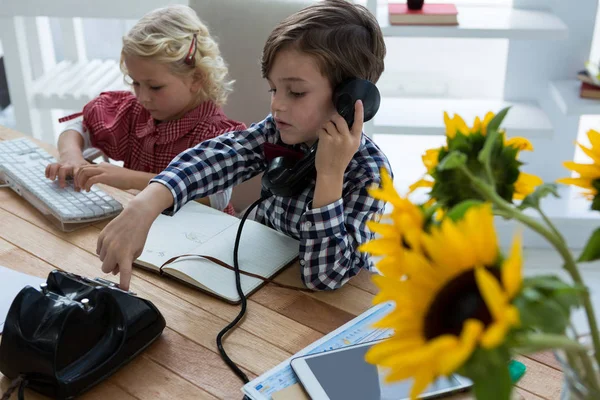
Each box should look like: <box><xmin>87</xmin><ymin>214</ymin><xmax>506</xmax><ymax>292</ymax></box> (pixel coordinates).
<box><xmin>0</xmin><ymin>138</ymin><xmax>123</xmax><ymax>231</ymax></box>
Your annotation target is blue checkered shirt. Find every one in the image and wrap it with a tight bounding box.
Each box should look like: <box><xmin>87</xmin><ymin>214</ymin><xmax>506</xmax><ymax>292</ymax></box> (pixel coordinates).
<box><xmin>150</xmin><ymin>115</ymin><xmax>392</xmax><ymax>290</ymax></box>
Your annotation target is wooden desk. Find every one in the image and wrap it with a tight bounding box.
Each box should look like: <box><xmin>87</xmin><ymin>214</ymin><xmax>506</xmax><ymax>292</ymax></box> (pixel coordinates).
<box><xmin>0</xmin><ymin>126</ymin><xmax>562</xmax><ymax>400</ymax></box>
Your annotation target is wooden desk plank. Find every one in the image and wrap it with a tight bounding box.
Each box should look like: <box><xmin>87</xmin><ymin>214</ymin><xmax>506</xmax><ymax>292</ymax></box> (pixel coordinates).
<box><xmin>524</xmin><ymin>351</ymin><xmax>562</xmax><ymax>371</ymax></box>
<box><xmin>135</xmin><ymin>268</ymin><xmax>323</xmax><ymax>355</ymax></box>
<box><xmin>145</xmin><ymin>329</ymin><xmax>255</xmax><ymax>400</ymax></box>
<box><xmin>108</xmin><ymin>355</ymin><xmax>217</xmax><ymax>400</ymax></box>
<box><xmin>514</xmin><ymin>356</ymin><xmax>562</xmax><ymax>399</ymax></box>
<box><xmin>274</xmin><ymin>266</ymin><xmax>375</xmax><ymax>315</ymax></box>
<box><xmin>251</xmin><ymin>285</ymin><xmax>356</xmax><ymax>334</ymax></box>
<box><xmin>1</xmin><ymin>372</ymin><xmax>142</xmax><ymax>400</ymax></box>
<box><xmin>347</xmin><ymin>269</ymin><xmax>379</xmax><ymax>295</ymax></box>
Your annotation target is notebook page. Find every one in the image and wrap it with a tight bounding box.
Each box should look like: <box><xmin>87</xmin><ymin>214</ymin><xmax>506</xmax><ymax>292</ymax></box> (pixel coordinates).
<box><xmin>164</xmin><ymin>219</ymin><xmax>299</xmax><ymax>302</ymax></box>
<box><xmin>137</xmin><ymin>202</ymin><xmax>238</xmax><ymax>270</ymax></box>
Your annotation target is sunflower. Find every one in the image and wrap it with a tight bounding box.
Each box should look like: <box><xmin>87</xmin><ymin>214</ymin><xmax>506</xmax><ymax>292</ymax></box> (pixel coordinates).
<box><xmin>557</xmin><ymin>129</ymin><xmax>600</xmax><ymax>211</ymax></box>
<box><xmin>364</xmin><ymin>204</ymin><xmax>523</xmax><ymax>400</ymax></box>
<box><xmin>410</xmin><ymin>110</ymin><xmax>541</xmax><ymax>207</ymax></box>
<box><xmin>360</xmin><ymin>169</ymin><xmax>427</xmax><ymax>266</ymax></box>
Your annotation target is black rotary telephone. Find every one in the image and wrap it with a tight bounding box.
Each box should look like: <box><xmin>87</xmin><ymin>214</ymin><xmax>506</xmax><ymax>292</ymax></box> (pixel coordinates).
<box><xmin>261</xmin><ymin>78</ymin><xmax>381</xmax><ymax>197</ymax></box>
<box><xmin>0</xmin><ymin>270</ymin><xmax>166</xmax><ymax>399</ymax></box>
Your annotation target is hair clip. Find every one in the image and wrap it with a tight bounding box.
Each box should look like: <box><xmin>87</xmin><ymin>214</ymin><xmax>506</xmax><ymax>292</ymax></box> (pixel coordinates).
<box><xmin>184</xmin><ymin>33</ymin><xmax>198</xmax><ymax>66</ymax></box>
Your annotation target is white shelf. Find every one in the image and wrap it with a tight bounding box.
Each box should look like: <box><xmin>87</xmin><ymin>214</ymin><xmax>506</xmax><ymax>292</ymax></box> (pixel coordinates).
<box><xmin>32</xmin><ymin>59</ymin><xmax>128</xmax><ymax>110</ymax></box>
<box><xmin>0</xmin><ymin>0</ymin><xmax>188</xmax><ymax>18</ymax></box>
<box><xmin>372</xmin><ymin>97</ymin><xmax>553</xmax><ymax>139</ymax></box>
<box><xmin>549</xmin><ymin>80</ymin><xmax>600</xmax><ymax>116</ymax></box>
<box><xmin>377</xmin><ymin>5</ymin><xmax>568</xmax><ymax>40</ymax></box>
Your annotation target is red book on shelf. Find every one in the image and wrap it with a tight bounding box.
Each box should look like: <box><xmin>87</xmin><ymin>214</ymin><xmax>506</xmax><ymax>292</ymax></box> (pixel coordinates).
<box><xmin>388</xmin><ymin>3</ymin><xmax>459</xmax><ymax>25</ymax></box>
<box><xmin>580</xmin><ymin>82</ymin><xmax>600</xmax><ymax>100</ymax></box>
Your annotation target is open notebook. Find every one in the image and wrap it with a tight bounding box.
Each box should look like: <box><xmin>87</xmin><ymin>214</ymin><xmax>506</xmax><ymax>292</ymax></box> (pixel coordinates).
<box><xmin>135</xmin><ymin>201</ymin><xmax>299</xmax><ymax>304</ymax></box>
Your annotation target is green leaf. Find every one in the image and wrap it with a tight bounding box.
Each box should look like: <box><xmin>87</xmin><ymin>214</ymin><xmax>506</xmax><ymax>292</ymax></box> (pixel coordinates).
<box><xmin>487</xmin><ymin>107</ymin><xmax>511</xmax><ymax>134</ymax></box>
<box><xmin>437</xmin><ymin>151</ymin><xmax>467</xmax><ymax>171</ymax></box>
<box><xmin>515</xmin><ymin>296</ymin><xmax>569</xmax><ymax>334</ymax></box>
<box><xmin>463</xmin><ymin>347</ymin><xmax>512</xmax><ymax>400</ymax></box>
<box><xmin>477</xmin><ymin>128</ymin><xmax>500</xmax><ymax>165</ymax></box>
<box><xmin>578</xmin><ymin>228</ymin><xmax>600</xmax><ymax>262</ymax></box>
<box><xmin>446</xmin><ymin>200</ymin><xmax>484</xmax><ymax>222</ymax></box>
<box><xmin>522</xmin><ymin>275</ymin><xmax>583</xmax><ymax>319</ymax></box>
<box><xmin>518</xmin><ymin>183</ymin><xmax>560</xmax><ymax>210</ymax></box>
<box><xmin>524</xmin><ymin>275</ymin><xmax>576</xmax><ymax>291</ymax></box>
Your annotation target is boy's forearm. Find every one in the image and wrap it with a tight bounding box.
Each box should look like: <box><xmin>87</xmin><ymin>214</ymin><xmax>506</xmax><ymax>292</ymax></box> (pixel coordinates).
<box><xmin>127</xmin><ymin>170</ymin><xmax>160</xmax><ymax>191</ymax></box>
<box><xmin>128</xmin><ymin>182</ymin><xmax>175</xmax><ymax>219</ymax></box>
<box><xmin>125</xmin><ymin>171</ymin><xmax>212</xmax><ymax>210</ymax></box>
<box><xmin>58</xmin><ymin>130</ymin><xmax>85</xmax><ymax>161</ymax></box>
<box><xmin>312</xmin><ymin>173</ymin><xmax>344</xmax><ymax>209</ymax></box>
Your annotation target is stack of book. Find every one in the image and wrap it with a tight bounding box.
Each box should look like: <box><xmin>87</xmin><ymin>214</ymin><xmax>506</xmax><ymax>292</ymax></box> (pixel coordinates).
<box><xmin>578</xmin><ymin>63</ymin><xmax>600</xmax><ymax>100</ymax></box>
<box><xmin>388</xmin><ymin>3</ymin><xmax>458</xmax><ymax>25</ymax></box>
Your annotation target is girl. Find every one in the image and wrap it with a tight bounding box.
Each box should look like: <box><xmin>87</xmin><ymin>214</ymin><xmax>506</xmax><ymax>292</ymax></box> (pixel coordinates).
<box><xmin>45</xmin><ymin>5</ymin><xmax>245</xmax><ymax>215</ymax></box>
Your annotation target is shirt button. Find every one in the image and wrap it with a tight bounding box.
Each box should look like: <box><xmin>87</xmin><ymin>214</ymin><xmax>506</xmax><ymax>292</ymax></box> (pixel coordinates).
<box><xmin>299</xmin><ymin>259</ymin><xmax>305</xmax><ymax>266</ymax></box>
<box><xmin>304</xmin><ymin>221</ymin><xmax>312</xmax><ymax>230</ymax></box>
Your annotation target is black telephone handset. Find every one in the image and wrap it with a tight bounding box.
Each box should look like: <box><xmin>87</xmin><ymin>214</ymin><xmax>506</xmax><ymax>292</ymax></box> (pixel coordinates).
<box><xmin>262</xmin><ymin>78</ymin><xmax>381</xmax><ymax>197</ymax></box>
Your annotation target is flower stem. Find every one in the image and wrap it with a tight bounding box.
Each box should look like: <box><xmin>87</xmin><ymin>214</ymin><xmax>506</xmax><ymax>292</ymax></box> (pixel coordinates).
<box><xmin>537</xmin><ymin>206</ymin><xmax>564</xmax><ymax>244</ymax></box>
<box><xmin>514</xmin><ymin>333</ymin><xmax>587</xmax><ymax>352</ymax></box>
<box><xmin>460</xmin><ymin>166</ymin><xmax>600</xmax><ymax>369</ymax></box>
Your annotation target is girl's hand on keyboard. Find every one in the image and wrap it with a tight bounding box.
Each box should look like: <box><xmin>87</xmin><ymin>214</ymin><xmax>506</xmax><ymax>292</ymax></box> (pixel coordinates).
<box><xmin>75</xmin><ymin>162</ymin><xmax>134</xmax><ymax>192</ymax></box>
<box><xmin>45</xmin><ymin>157</ymin><xmax>89</xmax><ymax>189</ymax></box>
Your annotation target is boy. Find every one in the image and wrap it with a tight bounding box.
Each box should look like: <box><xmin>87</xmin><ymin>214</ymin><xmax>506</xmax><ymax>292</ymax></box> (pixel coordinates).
<box><xmin>96</xmin><ymin>0</ymin><xmax>392</xmax><ymax>291</ymax></box>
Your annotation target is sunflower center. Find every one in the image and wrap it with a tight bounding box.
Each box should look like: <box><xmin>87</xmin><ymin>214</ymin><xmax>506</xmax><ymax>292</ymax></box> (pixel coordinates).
<box><xmin>424</xmin><ymin>268</ymin><xmax>499</xmax><ymax>340</ymax></box>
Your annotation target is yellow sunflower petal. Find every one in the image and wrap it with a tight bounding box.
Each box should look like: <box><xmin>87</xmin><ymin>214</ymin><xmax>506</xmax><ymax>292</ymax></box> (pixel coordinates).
<box><xmin>502</xmin><ymin>231</ymin><xmax>523</xmax><ymax>299</ymax></box>
<box><xmin>587</xmin><ymin>129</ymin><xmax>600</xmax><ymax>151</ymax></box>
<box><xmin>366</xmin><ymin>337</ymin><xmax>426</xmax><ymax>365</ymax></box>
<box><xmin>459</xmin><ymin>204</ymin><xmax>498</xmax><ymax>266</ymax></box>
<box><xmin>422</xmin><ymin>148</ymin><xmax>441</xmax><ymax>172</ymax></box>
<box><xmin>480</xmin><ymin>320</ymin><xmax>509</xmax><ymax>349</ymax></box>
<box><xmin>454</xmin><ymin>114</ymin><xmax>470</xmax><ymax>136</ymax></box>
<box><xmin>365</xmin><ymin>220</ymin><xmax>400</xmax><ymax>238</ymax></box>
<box><xmin>378</xmin><ymin>335</ymin><xmax>458</xmax><ymax>370</ymax></box>
<box><xmin>439</xmin><ymin>218</ymin><xmax>477</xmax><ymax>268</ymax></box>
<box><xmin>409</xmin><ymin>178</ymin><xmax>434</xmax><ymax>194</ymax></box>
<box><xmin>563</xmin><ymin>161</ymin><xmax>600</xmax><ymax>178</ymax></box>
<box><xmin>578</xmin><ymin>142</ymin><xmax>600</xmax><ymax>165</ymax></box>
<box><xmin>410</xmin><ymin>368</ymin><xmax>437</xmax><ymax>400</ymax></box>
<box><xmin>505</xmin><ymin>137</ymin><xmax>534</xmax><ymax>152</ymax></box>
<box><xmin>438</xmin><ymin>319</ymin><xmax>485</xmax><ymax>375</ymax></box>
<box><xmin>556</xmin><ymin>177</ymin><xmax>595</xmax><ymax>191</ymax></box>
<box><xmin>513</xmin><ymin>172</ymin><xmax>543</xmax><ymax>200</ymax></box>
<box><xmin>444</xmin><ymin>112</ymin><xmax>456</xmax><ymax>138</ymax></box>
<box><xmin>472</xmin><ymin>116</ymin><xmax>482</xmax><ymax>134</ymax></box>
<box><xmin>371</xmin><ymin>275</ymin><xmax>414</xmax><ymax>304</ymax></box>
<box><xmin>475</xmin><ymin>267</ymin><xmax>509</xmax><ymax>321</ymax></box>
<box><xmin>358</xmin><ymin>238</ymin><xmax>403</xmax><ymax>256</ymax></box>
<box><xmin>481</xmin><ymin>306</ymin><xmax>520</xmax><ymax>348</ymax></box>
<box><xmin>481</xmin><ymin>112</ymin><xmax>495</xmax><ymax>135</ymax></box>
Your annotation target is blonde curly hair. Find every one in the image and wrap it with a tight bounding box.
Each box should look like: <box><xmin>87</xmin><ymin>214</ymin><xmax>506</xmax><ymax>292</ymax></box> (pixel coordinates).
<box><xmin>120</xmin><ymin>5</ymin><xmax>233</xmax><ymax>106</ymax></box>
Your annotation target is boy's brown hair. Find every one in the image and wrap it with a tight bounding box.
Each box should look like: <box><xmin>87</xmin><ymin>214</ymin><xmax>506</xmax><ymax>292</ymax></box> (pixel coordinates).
<box><xmin>261</xmin><ymin>0</ymin><xmax>386</xmax><ymax>88</ymax></box>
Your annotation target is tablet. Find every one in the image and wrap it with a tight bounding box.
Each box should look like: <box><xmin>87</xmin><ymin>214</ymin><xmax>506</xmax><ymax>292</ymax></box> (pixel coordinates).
<box><xmin>290</xmin><ymin>340</ymin><xmax>472</xmax><ymax>400</ymax></box>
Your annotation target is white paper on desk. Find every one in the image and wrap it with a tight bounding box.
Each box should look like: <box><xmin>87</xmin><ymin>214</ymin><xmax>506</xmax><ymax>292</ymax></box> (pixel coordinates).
<box><xmin>0</xmin><ymin>265</ymin><xmax>45</xmax><ymax>334</ymax></box>
<box><xmin>242</xmin><ymin>301</ymin><xmax>395</xmax><ymax>400</ymax></box>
